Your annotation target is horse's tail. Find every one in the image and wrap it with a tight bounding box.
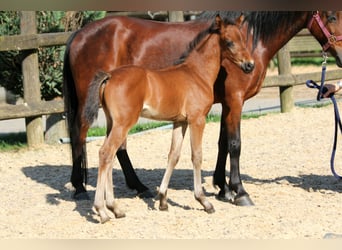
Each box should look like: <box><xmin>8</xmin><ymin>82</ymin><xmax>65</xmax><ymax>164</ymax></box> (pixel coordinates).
<box><xmin>63</xmin><ymin>31</ymin><xmax>79</xmax><ymax>146</ymax></box>
<box><xmin>83</xmin><ymin>71</ymin><xmax>111</xmax><ymax>126</ymax></box>
<box><xmin>63</xmin><ymin>30</ymin><xmax>91</xmax><ymax>185</ymax></box>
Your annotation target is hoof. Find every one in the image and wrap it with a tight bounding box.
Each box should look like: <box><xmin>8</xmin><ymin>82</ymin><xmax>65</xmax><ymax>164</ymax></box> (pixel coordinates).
<box><xmin>137</xmin><ymin>189</ymin><xmax>154</xmax><ymax>199</ymax></box>
<box><xmin>115</xmin><ymin>212</ymin><xmax>126</xmax><ymax>219</ymax></box>
<box><xmin>100</xmin><ymin>215</ymin><xmax>111</xmax><ymax>224</ymax></box>
<box><xmin>73</xmin><ymin>191</ymin><xmax>90</xmax><ymax>200</ymax></box>
<box><xmin>234</xmin><ymin>195</ymin><xmax>254</xmax><ymax>206</ymax></box>
<box><xmin>205</xmin><ymin>206</ymin><xmax>215</xmax><ymax>214</ymax></box>
<box><xmin>216</xmin><ymin>190</ymin><xmax>235</xmax><ymax>203</ymax></box>
<box><xmin>159</xmin><ymin>204</ymin><xmax>168</xmax><ymax>211</ymax></box>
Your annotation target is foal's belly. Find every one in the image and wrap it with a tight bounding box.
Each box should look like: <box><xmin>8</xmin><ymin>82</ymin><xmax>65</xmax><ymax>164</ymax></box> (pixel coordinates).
<box><xmin>140</xmin><ymin>104</ymin><xmax>187</xmax><ymax>122</ymax></box>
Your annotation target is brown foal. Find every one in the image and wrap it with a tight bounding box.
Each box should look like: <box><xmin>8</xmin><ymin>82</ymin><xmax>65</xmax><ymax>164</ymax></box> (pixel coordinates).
<box><xmin>83</xmin><ymin>15</ymin><xmax>254</xmax><ymax>223</ymax></box>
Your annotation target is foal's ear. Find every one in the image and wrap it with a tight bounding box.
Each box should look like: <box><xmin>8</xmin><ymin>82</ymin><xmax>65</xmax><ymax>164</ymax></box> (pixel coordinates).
<box><xmin>215</xmin><ymin>14</ymin><xmax>222</xmax><ymax>28</ymax></box>
<box><xmin>235</xmin><ymin>14</ymin><xmax>244</xmax><ymax>26</ymax></box>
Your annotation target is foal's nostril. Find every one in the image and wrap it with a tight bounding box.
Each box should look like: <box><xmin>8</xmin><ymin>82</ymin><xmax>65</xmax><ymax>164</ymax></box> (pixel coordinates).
<box><xmin>242</xmin><ymin>61</ymin><xmax>255</xmax><ymax>73</ymax></box>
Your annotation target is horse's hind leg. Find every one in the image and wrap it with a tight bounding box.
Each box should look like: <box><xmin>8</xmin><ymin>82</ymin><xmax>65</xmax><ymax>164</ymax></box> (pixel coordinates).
<box><xmin>70</xmin><ymin>115</ymin><xmax>89</xmax><ymax>200</ymax></box>
<box><xmin>158</xmin><ymin>122</ymin><xmax>187</xmax><ymax>211</ymax></box>
<box><xmin>116</xmin><ymin>139</ymin><xmax>153</xmax><ymax>198</ymax></box>
<box><xmin>189</xmin><ymin>118</ymin><xmax>214</xmax><ymax>213</ymax></box>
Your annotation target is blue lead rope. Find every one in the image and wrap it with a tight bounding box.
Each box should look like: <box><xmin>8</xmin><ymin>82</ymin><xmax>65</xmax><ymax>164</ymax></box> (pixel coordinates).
<box><xmin>306</xmin><ymin>63</ymin><xmax>342</xmax><ymax>180</ymax></box>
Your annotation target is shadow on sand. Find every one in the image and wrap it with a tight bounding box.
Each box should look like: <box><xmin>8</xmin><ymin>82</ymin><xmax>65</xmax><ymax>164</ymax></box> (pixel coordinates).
<box><xmin>22</xmin><ymin>164</ymin><xmax>342</xmax><ymax>223</ymax></box>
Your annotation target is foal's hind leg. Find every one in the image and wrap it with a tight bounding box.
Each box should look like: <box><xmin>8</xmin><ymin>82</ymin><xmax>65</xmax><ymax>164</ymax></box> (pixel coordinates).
<box><xmin>158</xmin><ymin>122</ymin><xmax>187</xmax><ymax>211</ymax></box>
<box><xmin>105</xmin><ymin>164</ymin><xmax>125</xmax><ymax>219</ymax></box>
<box><xmin>103</xmin><ymin>112</ymin><xmax>126</xmax><ymax>218</ymax></box>
<box><xmin>94</xmin><ymin>127</ymin><xmax>127</xmax><ymax>223</ymax></box>
<box><xmin>189</xmin><ymin>118</ymin><xmax>214</xmax><ymax>213</ymax></box>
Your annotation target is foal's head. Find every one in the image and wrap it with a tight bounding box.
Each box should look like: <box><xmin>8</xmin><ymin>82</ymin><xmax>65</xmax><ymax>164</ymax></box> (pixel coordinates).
<box><xmin>215</xmin><ymin>15</ymin><xmax>254</xmax><ymax>73</ymax></box>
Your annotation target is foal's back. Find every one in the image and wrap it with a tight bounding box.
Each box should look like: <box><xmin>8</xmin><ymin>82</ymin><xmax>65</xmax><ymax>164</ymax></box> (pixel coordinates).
<box><xmin>103</xmin><ymin>61</ymin><xmax>213</xmax><ymax>123</ymax></box>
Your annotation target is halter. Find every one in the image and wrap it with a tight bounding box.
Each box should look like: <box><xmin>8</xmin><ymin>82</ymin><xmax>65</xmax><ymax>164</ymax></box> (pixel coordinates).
<box><xmin>306</xmin><ymin>55</ymin><xmax>342</xmax><ymax>180</ymax></box>
<box><xmin>307</xmin><ymin>11</ymin><xmax>342</xmax><ymax>51</ymax></box>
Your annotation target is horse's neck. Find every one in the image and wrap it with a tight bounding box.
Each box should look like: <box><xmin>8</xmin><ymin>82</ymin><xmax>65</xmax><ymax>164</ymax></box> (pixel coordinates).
<box><xmin>186</xmin><ymin>34</ymin><xmax>221</xmax><ymax>85</ymax></box>
<box><xmin>259</xmin><ymin>12</ymin><xmax>310</xmax><ymax>61</ymax></box>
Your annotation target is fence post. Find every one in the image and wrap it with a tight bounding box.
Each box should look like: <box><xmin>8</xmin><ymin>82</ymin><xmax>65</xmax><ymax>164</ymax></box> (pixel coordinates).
<box><xmin>20</xmin><ymin>11</ymin><xmax>44</xmax><ymax>146</ymax></box>
<box><xmin>168</xmin><ymin>11</ymin><xmax>184</xmax><ymax>22</ymax></box>
<box><xmin>277</xmin><ymin>44</ymin><xmax>294</xmax><ymax>113</ymax></box>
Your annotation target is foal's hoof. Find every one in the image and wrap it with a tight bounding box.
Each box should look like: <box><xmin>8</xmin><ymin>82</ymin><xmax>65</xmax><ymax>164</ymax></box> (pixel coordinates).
<box><xmin>137</xmin><ymin>189</ymin><xmax>154</xmax><ymax>199</ymax></box>
<box><xmin>234</xmin><ymin>195</ymin><xmax>254</xmax><ymax>206</ymax></box>
<box><xmin>73</xmin><ymin>191</ymin><xmax>90</xmax><ymax>201</ymax></box>
<box><xmin>100</xmin><ymin>216</ymin><xmax>111</xmax><ymax>224</ymax></box>
<box><xmin>159</xmin><ymin>203</ymin><xmax>169</xmax><ymax>211</ymax></box>
<box><xmin>205</xmin><ymin>206</ymin><xmax>215</xmax><ymax>214</ymax></box>
<box><xmin>114</xmin><ymin>212</ymin><xmax>126</xmax><ymax>219</ymax></box>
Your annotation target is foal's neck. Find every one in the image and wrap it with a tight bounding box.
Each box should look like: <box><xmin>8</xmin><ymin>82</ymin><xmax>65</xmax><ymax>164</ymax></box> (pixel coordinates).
<box><xmin>185</xmin><ymin>33</ymin><xmax>221</xmax><ymax>86</ymax></box>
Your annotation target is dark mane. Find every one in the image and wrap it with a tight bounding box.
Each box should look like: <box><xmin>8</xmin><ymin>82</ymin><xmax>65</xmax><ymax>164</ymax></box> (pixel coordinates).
<box><xmin>198</xmin><ymin>11</ymin><xmax>244</xmax><ymax>23</ymax></box>
<box><xmin>198</xmin><ymin>11</ymin><xmax>305</xmax><ymax>49</ymax></box>
<box><xmin>174</xmin><ymin>17</ymin><xmax>236</xmax><ymax>65</ymax></box>
<box><xmin>174</xmin><ymin>21</ymin><xmax>218</xmax><ymax>65</ymax></box>
<box><xmin>244</xmin><ymin>11</ymin><xmax>305</xmax><ymax>47</ymax></box>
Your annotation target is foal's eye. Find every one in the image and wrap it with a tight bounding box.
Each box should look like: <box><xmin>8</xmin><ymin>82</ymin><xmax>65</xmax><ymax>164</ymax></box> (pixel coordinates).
<box><xmin>226</xmin><ymin>40</ymin><xmax>234</xmax><ymax>48</ymax></box>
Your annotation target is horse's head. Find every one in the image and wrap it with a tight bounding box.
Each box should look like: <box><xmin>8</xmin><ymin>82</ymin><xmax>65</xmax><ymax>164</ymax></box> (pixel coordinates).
<box><xmin>307</xmin><ymin>11</ymin><xmax>342</xmax><ymax>67</ymax></box>
<box><xmin>215</xmin><ymin>14</ymin><xmax>255</xmax><ymax>73</ymax></box>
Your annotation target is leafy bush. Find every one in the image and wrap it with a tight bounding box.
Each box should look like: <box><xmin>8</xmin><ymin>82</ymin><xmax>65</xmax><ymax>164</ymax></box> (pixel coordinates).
<box><xmin>0</xmin><ymin>11</ymin><xmax>106</xmax><ymax>101</ymax></box>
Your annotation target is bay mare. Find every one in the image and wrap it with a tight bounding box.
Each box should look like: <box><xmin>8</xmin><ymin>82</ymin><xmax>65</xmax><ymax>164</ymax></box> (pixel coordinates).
<box><xmin>63</xmin><ymin>11</ymin><xmax>342</xmax><ymax>207</ymax></box>
<box><xmin>83</xmin><ymin>15</ymin><xmax>254</xmax><ymax>223</ymax></box>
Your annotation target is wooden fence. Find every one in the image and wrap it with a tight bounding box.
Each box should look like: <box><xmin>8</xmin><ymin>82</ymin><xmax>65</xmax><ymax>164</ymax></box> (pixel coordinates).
<box><xmin>1</xmin><ymin>11</ymin><xmax>342</xmax><ymax>147</ymax></box>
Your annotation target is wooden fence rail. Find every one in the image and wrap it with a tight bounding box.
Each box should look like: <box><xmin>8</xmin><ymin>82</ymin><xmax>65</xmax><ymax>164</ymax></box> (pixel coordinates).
<box><xmin>1</xmin><ymin>11</ymin><xmax>342</xmax><ymax>147</ymax></box>
<box><xmin>0</xmin><ymin>32</ymin><xmax>72</xmax><ymax>51</ymax></box>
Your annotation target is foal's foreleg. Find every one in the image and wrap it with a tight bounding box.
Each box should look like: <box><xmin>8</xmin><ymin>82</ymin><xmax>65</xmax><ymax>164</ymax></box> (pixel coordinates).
<box><xmin>190</xmin><ymin>118</ymin><xmax>214</xmax><ymax>213</ymax></box>
<box><xmin>158</xmin><ymin>122</ymin><xmax>187</xmax><ymax>211</ymax></box>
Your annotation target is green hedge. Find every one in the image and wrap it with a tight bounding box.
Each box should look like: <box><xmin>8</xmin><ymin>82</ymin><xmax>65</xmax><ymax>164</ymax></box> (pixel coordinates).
<box><xmin>0</xmin><ymin>11</ymin><xmax>106</xmax><ymax>101</ymax></box>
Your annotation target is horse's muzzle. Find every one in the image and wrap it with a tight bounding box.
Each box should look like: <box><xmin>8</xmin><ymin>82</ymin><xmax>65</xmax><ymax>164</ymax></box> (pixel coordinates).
<box><xmin>336</xmin><ymin>55</ymin><xmax>342</xmax><ymax>68</ymax></box>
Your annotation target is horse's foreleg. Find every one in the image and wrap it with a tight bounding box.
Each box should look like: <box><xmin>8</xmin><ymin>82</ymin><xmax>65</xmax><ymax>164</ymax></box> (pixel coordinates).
<box><xmin>116</xmin><ymin>139</ymin><xmax>153</xmax><ymax>198</ymax></box>
<box><xmin>213</xmin><ymin>108</ymin><xmax>229</xmax><ymax>197</ymax></box>
<box><xmin>190</xmin><ymin>118</ymin><xmax>214</xmax><ymax>213</ymax></box>
<box><xmin>217</xmin><ymin>104</ymin><xmax>254</xmax><ymax>206</ymax></box>
<box><xmin>158</xmin><ymin>122</ymin><xmax>187</xmax><ymax>211</ymax></box>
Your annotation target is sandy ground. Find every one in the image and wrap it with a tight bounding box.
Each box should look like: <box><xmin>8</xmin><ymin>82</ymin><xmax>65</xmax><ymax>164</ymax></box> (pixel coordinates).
<box><xmin>1</xmin><ymin>103</ymin><xmax>342</xmax><ymax>239</ymax></box>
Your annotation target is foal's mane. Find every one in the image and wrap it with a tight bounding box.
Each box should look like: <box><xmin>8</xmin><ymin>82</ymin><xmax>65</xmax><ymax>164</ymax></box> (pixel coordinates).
<box><xmin>174</xmin><ymin>17</ymin><xmax>235</xmax><ymax>65</ymax></box>
<box><xmin>198</xmin><ymin>11</ymin><xmax>305</xmax><ymax>49</ymax></box>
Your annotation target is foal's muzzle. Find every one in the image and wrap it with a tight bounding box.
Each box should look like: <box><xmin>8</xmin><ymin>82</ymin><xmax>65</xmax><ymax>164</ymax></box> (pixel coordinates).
<box><xmin>241</xmin><ymin>61</ymin><xmax>255</xmax><ymax>73</ymax></box>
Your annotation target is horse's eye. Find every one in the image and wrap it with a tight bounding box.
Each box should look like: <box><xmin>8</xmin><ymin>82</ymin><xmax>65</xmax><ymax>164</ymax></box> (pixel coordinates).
<box><xmin>328</xmin><ymin>15</ymin><xmax>337</xmax><ymax>23</ymax></box>
<box><xmin>226</xmin><ymin>40</ymin><xmax>234</xmax><ymax>48</ymax></box>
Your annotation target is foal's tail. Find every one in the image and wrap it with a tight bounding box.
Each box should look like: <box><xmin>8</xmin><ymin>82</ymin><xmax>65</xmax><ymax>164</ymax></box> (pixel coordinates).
<box><xmin>83</xmin><ymin>71</ymin><xmax>111</xmax><ymax>126</ymax></box>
